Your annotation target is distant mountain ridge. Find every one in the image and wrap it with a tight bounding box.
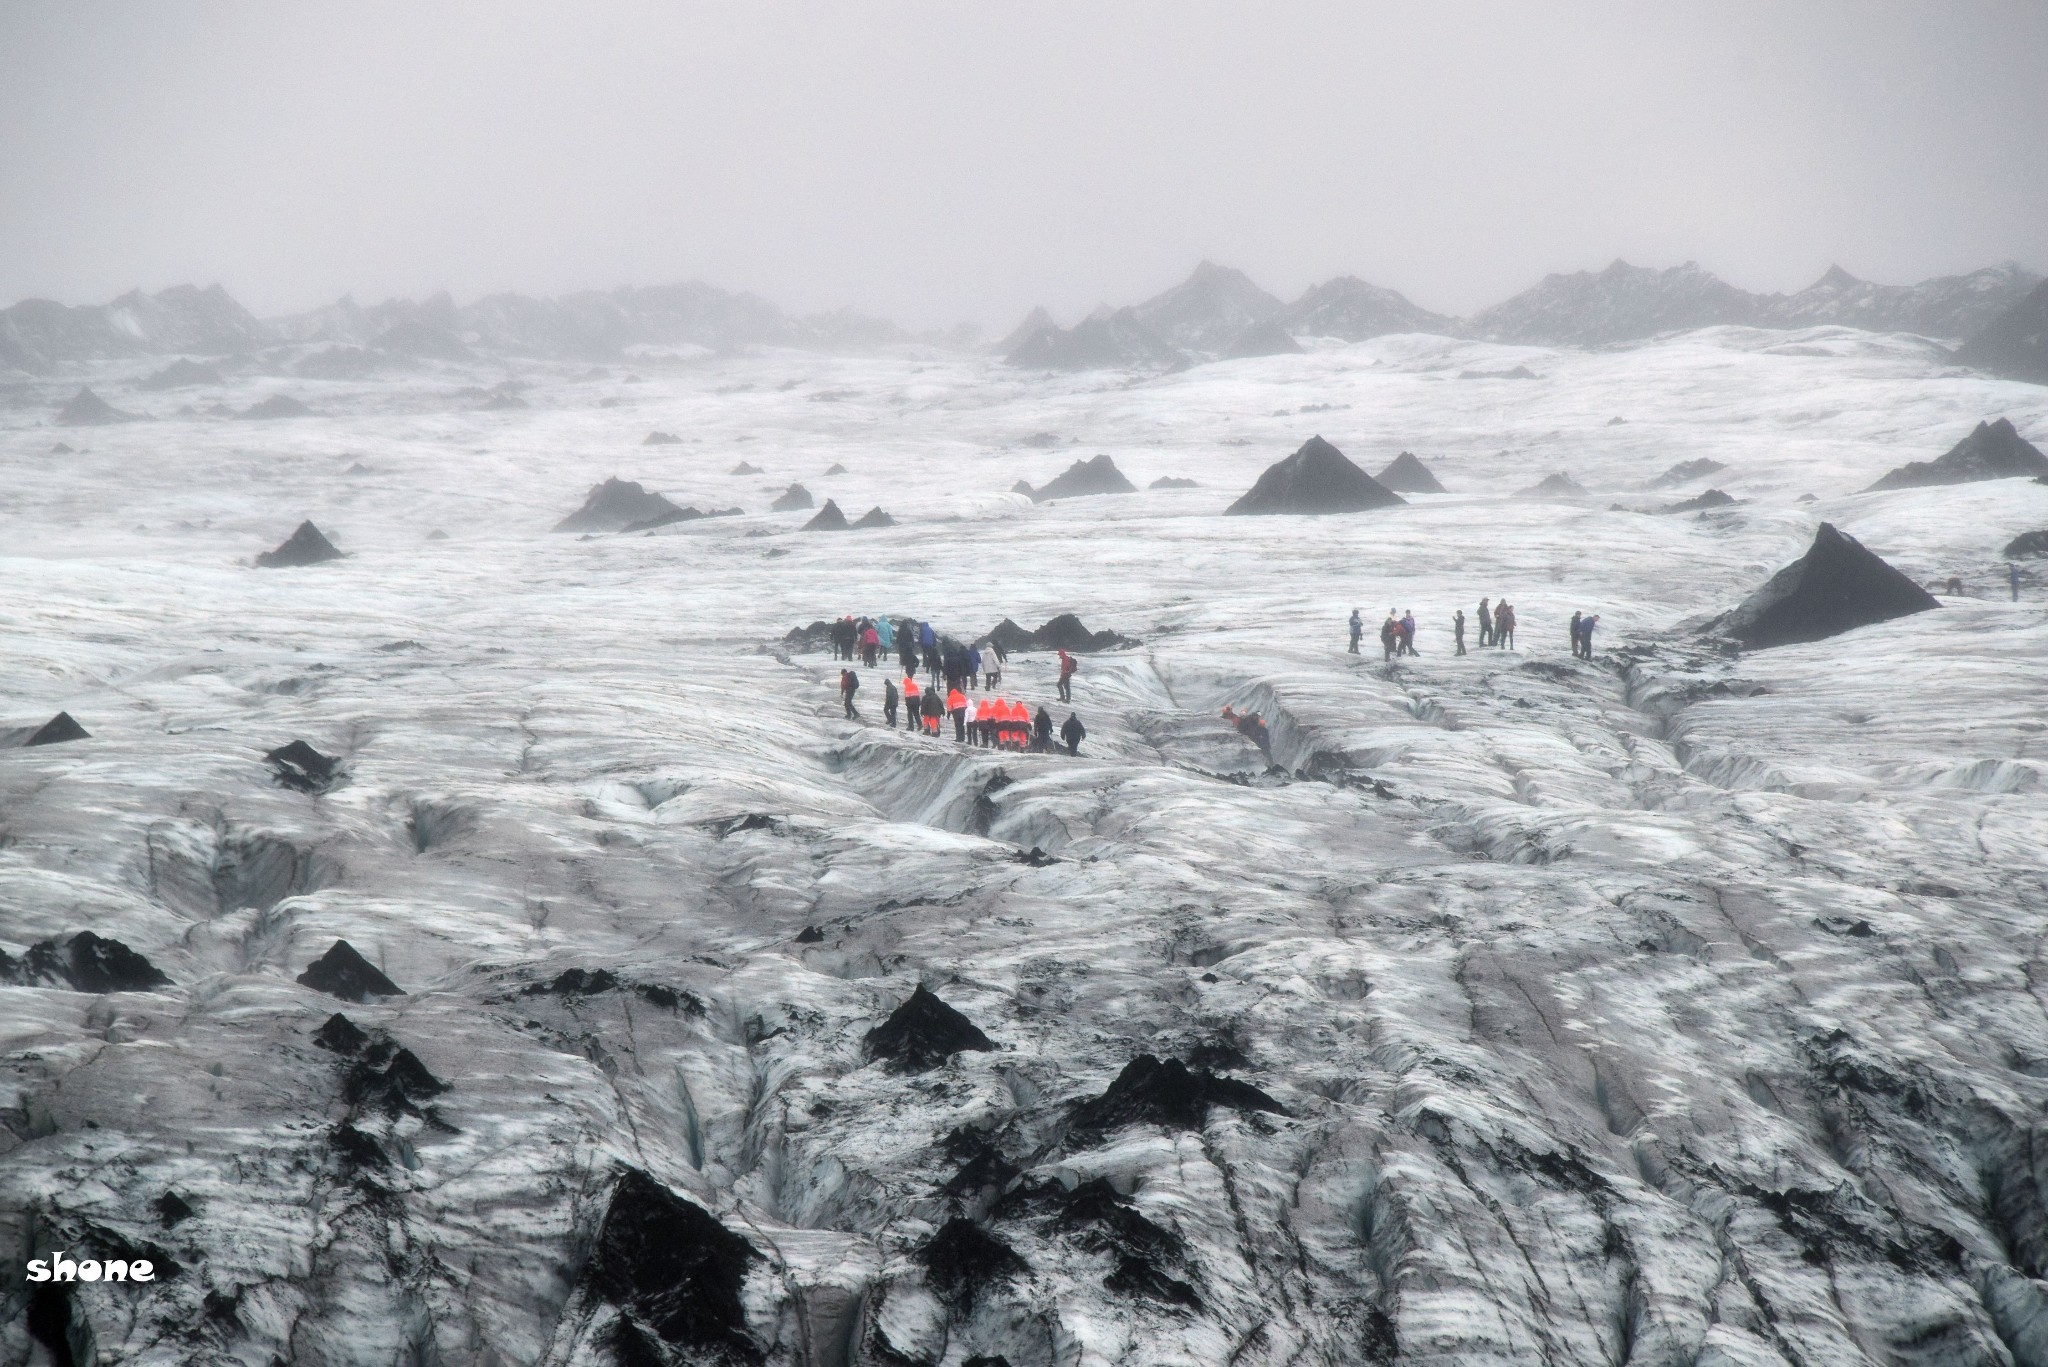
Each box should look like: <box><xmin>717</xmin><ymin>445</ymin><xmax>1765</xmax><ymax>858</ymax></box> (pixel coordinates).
<box><xmin>1001</xmin><ymin>257</ymin><xmax>2043</xmax><ymax>371</ymax></box>
<box><xmin>4</xmin><ymin>254</ymin><xmax>2042</xmax><ymax>376</ymax></box>
<box><xmin>0</xmin><ymin>280</ymin><xmax>911</xmax><ymax>374</ymax></box>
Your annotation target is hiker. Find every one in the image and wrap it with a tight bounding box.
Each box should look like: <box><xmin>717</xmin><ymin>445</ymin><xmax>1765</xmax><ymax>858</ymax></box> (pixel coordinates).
<box><xmin>1035</xmin><ymin>705</ymin><xmax>1055</xmax><ymax>752</ymax></box>
<box><xmin>900</xmin><ymin>673</ymin><xmax>920</xmax><ymax>731</ymax></box>
<box><xmin>1061</xmin><ymin>712</ymin><xmax>1086</xmax><ymax>756</ymax></box>
<box><xmin>923</xmin><ymin>688</ymin><xmax>944</xmax><ymax>736</ymax></box>
<box><xmin>1478</xmin><ymin>598</ymin><xmax>1493</xmax><ymax>647</ymax></box>
<box><xmin>1008</xmin><ymin>699</ymin><xmax>1030</xmax><ymax>750</ymax></box>
<box><xmin>983</xmin><ymin>645</ymin><xmax>1003</xmax><ymax>689</ymax></box>
<box><xmin>1400</xmin><ymin>611</ymin><xmax>1418</xmax><ymax>656</ymax></box>
<box><xmin>1380</xmin><ymin>612</ymin><xmax>1398</xmax><ymax>661</ymax></box>
<box><xmin>899</xmin><ymin>634</ymin><xmax>919</xmax><ymax>677</ymax></box>
<box><xmin>948</xmin><ymin>687</ymin><xmax>967</xmax><ymax>742</ymax></box>
<box><xmin>1348</xmin><ymin>608</ymin><xmax>1363</xmax><ymax>654</ymax></box>
<box><xmin>968</xmin><ymin>645</ymin><xmax>983</xmax><ymax>689</ymax></box>
<box><xmin>861</xmin><ymin>622</ymin><xmax>880</xmax><ymax>667</ymax></box>
<box><xmin>1580</xmin><ymin>614</ymin><xmax>1597</xmax><ymax>659</ymax></box>
<box><xmin>877</xmin><ymin>617</ymin><xmax>895</xmax><ymax>653</ymax></box>
<box><xmin>1236</xmin><ymin>710</ymin><xmax>1270</xmax><ymax>753</ymax></box>
<box><xmin>883</xmin><ymin>676</ymin><xmax>898</xmax><ymax>727</ymax></box>
<box><xmin>839</xmin><ymin>668</ymin><xmax>860</xmax><ymax>718</ymax></box>
<box><xmin>1453</xmin><ymin>609</ymin><xmax>1467</xmax><ymax>656</ymax></box>
<box><xmin>1496</xmin><ymin>603</ymin><xmax>1516</xmax><ymax>649</ymax></box>
<box><xmin>1054</xmin><ymin>649</ymin><xmax>1076</xmax><ymax>702</ymax></box>
<box><xmin>1570</xmin><ymin>611</ymin><xmax>1582</xmax><ymax>657</ymax></box>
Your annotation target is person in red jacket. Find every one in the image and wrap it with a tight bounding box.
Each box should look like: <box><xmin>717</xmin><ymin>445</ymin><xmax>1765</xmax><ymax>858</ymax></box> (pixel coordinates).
<box><xmin>1056</xmin><ymin>649</ymin><xmax>1077</xmax><ymax>702</ymax></box>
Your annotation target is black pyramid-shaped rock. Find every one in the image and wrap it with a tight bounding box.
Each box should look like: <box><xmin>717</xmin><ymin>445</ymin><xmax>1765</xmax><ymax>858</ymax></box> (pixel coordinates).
<box><xmin>296</xmin><ymin>940</ymin><xmax>403</xmax><ymax>1002</ymax></box>
<box><xmin>802</xmin><ymin>499</ymin><xmax>850</xmax><ymax>531</ymax></box>
<box><xmin>586</xmin><ymin>1169</ymin><xmax>761</xmax><ymax>1359</ymax></box>
<box><xmin>1865</xmin><ymin>418</ymin><xmax>2048</xmax><ymax>491</ymax></box>
<box><xmin>864</xmin><ymin>984</ymin><xmax>995</xmax><ymax>1073</ymax></box>
<box><xmin>1225</xmin><ymin>436</ymin><xmax>1404</xmax><ymax>515</ymax></box>
<box><xmin>1020</xmin><ymin>454</ymin><xmax>1136</xmax><ymax>502</ymax></box>
<box><xmin>851</xmin><ymin>506</ymin><xmax>896</xmax><ymax>528</ymax></box>
<box><xmin>1519</xmin><ymin>472</ymin><xmax>1588</xmax><ymax>498</ymax></box>
<box><xmin>553</xmin><ymin>477</ymin><xmax>681</xmax><ymax>533</ymax></box>
<box><xmin>256</xmin><ymin>521</ymin><xmax>344</xmax><ymax>567</ymax></box>
<box><xmin>1704</xmin><ymin>522</ymin><xmax>1939</xmax><ymax>649</ymax></box>
<box><xmin>1955</xmin><ymin>279</ymin><xmax>2048</xmax><ymax>383</ymax></box>
<box><xmin>22</xmin><ymin>931</ymin><xmax>172</xmax><ymax>993</ymax></box>
<box><xmin>771</xmin><ymin>483</ymin><xmax>814</xmax><ymax>512</ymax></box>
<box><xmin>1660</xmin><ymin>489</ymin><xmax>1737</xmax><ymax>513</ymax></box>
<box><xmin>55</xmin><ymin>387</ymin><xmax>139</xmax><ymax>426</ymax></box>
<box><xmin>1376</xmin><ymin>451</ymin><xmax>1447</xmax><ymax>493</ymax></box>
<box><xmin>1067</xmin><ymin>1054</ymin><xmax>1284</xmax><ymax>1140</ymax></box>
<box><xmin>266</xmin><ymin>739</ymin><xmax>340</xmax><ymax>793</ymax></box>
<box><xmin>24</xmin><ymin>712</ymin><xmax>90</xmax><ymax>746</ymax></box>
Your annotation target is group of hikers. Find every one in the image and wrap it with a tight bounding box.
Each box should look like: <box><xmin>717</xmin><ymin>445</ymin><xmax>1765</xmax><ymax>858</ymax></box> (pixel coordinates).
<box><xmin>1348</xmin><ymin>598</ymin><xmax>1600</xmax><ymax>660</ymax></box>
<box><xmin>828</xmin><ymin>614</ymin><xmax>1087</xmax><ymax>755</ymax></box>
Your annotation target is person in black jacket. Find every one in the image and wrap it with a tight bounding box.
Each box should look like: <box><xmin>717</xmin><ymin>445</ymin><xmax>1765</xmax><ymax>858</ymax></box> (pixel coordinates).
<box><xmin>883</xmin><ymin>677</ymin><xmax>898</xmax><ymax>727</ymax></box>
<box><xmin>1060</xmin><ymin>712</ymin><xmax>1086</xmax><ymax>756</ymax></box>
<box><xmin>1034</xmin><ymin>705</ymin><xmax>1054</xmax><ymax>752</ymax></box>
<box><xmin>839</xmin><ymin>669</ymin><xmax>860</xmax><ymax>718</ymax></box>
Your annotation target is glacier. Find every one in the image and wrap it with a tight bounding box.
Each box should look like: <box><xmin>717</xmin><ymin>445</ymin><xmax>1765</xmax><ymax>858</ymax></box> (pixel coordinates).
<box><xmin>2</xmin><ymin>325</ymin><xmax>2048</xmax><ymax>1366</ymax></box>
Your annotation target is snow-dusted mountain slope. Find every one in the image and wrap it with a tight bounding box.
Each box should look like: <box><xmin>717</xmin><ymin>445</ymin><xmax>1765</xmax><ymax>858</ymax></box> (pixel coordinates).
<box><xmin>3</xmin><ymin>326</ymin><xmax>2048</xmax><ymax>1366</ymax></box>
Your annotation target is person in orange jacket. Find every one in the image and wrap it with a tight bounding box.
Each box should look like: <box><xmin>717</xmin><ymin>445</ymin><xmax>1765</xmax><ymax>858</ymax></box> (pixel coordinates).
<box><xmin>899</xmin><ymin>674</ymin><xmax>920</xmax><ymax>732</ymax></box>
<box><xmin>947</xmin><ymin>686</ymin><xmax>967</xmax><ymax>741</ymax></box>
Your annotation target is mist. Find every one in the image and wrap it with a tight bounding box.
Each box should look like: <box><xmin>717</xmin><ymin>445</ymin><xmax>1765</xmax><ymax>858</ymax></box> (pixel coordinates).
<box><xmin>4</xmin><ymin>1</ymin><xmax>2047</xmax><ymax>329</ymax></box>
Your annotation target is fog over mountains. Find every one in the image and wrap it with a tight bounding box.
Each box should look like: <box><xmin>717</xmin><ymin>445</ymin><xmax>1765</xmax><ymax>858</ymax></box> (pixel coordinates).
<box><xmin>2</xmin><ymin>257</ymin><xmax>2044</xmax><ymax>383</ymax></box>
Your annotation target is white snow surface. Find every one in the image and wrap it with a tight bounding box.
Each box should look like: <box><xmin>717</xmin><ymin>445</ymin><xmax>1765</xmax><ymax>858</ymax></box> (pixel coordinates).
<box><xmin>3</xmin><ymin>329</ymin><xmax>2048</xmax><ymax>1366</ymax></box>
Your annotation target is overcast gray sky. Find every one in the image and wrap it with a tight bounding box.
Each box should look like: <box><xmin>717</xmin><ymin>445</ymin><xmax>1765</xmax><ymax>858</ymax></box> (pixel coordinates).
<box><xmin>3</xmin><ymin>1</ymin><xmax>2045</xmax><ymax>331</ymax></box>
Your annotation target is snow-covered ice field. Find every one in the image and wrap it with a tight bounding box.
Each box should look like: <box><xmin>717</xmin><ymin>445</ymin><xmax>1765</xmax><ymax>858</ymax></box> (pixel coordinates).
<box><xmin>5</xmin><ymin>327</ymin><xmax>2048</xmax><ymax>1366</ymax></box>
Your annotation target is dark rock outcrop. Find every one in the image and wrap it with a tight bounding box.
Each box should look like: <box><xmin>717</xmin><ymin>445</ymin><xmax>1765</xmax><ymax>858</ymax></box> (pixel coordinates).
<box><xmin>255</xmin><ymin>521</ymin><xmax>343</xmax><ymax>567</ymax></box>
<box><xmin>1865</xmin><ymin>419</ymin><xmax>2048</xmax><ymax>491</ymax></box>
<box><xmin>266</xmin><ymin>740</ymin><xmax>340</xmax><ymax>794</ymax></box>
<box><xmin>1519</xmin><ymin>472</ymin><xmax>1588</xmax><ymax>498</ymax></box>
<box><xmin>643</xmin><ymin>431</ymin><xmax>682</xmax><ymax>445</ymax></box>
<box><xmin>2005</xmin><ymin>530</ymin><xmax>2048</xmax><ymax>559</ymax></box>
<box><xmin>55</xmin><ymin>387</ymin><xmax>138</xmax><ymax>425</ymax></box>
<box><xmin>730</xmin><ymin>461</ymin><xmax>762</xmax><ymax>475</ymax></box>
<box><xmin>1460</xmin><ymin>365</ymin><xmax>1541</xmax><ymax>380</ymax></box>
<box><xmin>1225</xmin><ymin>436</ymin><xmax>1404</xmax><ymax>515</ymax></box>
<box><xmin>1067</xmin><ymin>1055</ymin><xmax>1284</xmax><ymax>1141</ymax></box>
<box><xmin>770</xmin><ymin>484</ymin><xmax>814</xmax><ymax>512</ymax></box>
<box><xmin>1018</xmin><ymin>454</ymin><xmax>1136</xmax><ymax>502</ymax></box>
<box><xmin>138</xmin><ymin>358</ymin><xmax>223</xmax><ymax>390</ymax></box>
<box><xmin>585</xmin><ymin>1169</ymin><xmax>762</xmax><ymax>1363</ymax></box>
<box><xmin>824</xmin><ymin>462</ymin><xmax>847</xmax><ymax>475</ymax></box>
<box><xmin>851</xmin><ymin>506</ymin><xmax>896</xmax><ymax>528</ymax></box>
<box><xmin>978</xmin><ymin>614</ymin><xmax>1138</xmax><ymax>654</ymax></box>
<box><xmin>1149</xmin><ymin>476</ymin><xmax>1197</xmax><ymax>489</ymax></box>
<box><xmin>554</xmin><ymin>478</ymin><xmax>682</xmax><ymax>533</ymax></box>
<box><xmin>1647</xmin><ymin>457</ymin><xmax>1728</xmax><ymax>488</ymax></box>
<box><xmin>1660</xmin><ymin>489</ymin><xmax>1737</xmax><ymax>513</ymax></box>
<box><xmin>1219</xmin><ymin>319</ymin><xmax>1302</xmax><ymax>359</ymax></box>
<box><xmin>24</xmin><ymin>712</ymin><xmax>90</xmax><ymax>746</ymax></box>
<box><xmin>9</xmin><ymin>932</ymin><xmax>172</xmax><ymax>993</ymax></box>
<box><xmin>239</xmin><ymin>395</ymin><xmax>313</xmax><ymax>420</ymax></box>
<box><xmin>296</xmin><ymin>940</ymin><xmax>403</xmax><ymax>1003</ymax></box>
<box><xmin>802</xmin><ymin>500</ymin><xmax>850</xmax><ymax>531</ymax></box>
<box><xmin>864</xmin><ymin>985</ymin><xmax>995</xmax><ymax>1073</ymax></box>
<box><xmin>1704</xmin><ymin>522</ymin><xmax>1939</xmax><ymax>649</ymax></box>
<box><xmin>1955</xmin><ymin>279</ymin><xmax>2048</xmax><ymax>383</ymax></box>
<box><xmin>313</xmin><ymin>1013</ymin><xmax>371</xmax><ymax>1054</ymax></box>
<box><xmin>918</xmin><ymin>1219</ymin><xmax>1025</xmax><ymax>1311</ymax></box>
<box><xmin>1376</xmin><ymin>451</ymin><xmax>1447</xmax><ymax>493</ymax></box>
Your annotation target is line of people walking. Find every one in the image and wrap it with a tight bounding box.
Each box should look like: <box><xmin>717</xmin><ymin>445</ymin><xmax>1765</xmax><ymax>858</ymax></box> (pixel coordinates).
<box><xmin>829</xmin><ymin>614</ymin><xmax>1087</xmax><ymax>755</ymax></box>
<box><xmin>1347</xmin><ymin>599</ymin><xmax>1600</xmax><ymax>660</ymax></box>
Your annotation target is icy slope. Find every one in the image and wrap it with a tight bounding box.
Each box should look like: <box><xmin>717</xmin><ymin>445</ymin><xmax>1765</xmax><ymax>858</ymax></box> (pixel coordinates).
<box><xmin>2</xmin><ymin>330</ymin><xmax>2047</xmax><ymax>1366</ymax></box>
